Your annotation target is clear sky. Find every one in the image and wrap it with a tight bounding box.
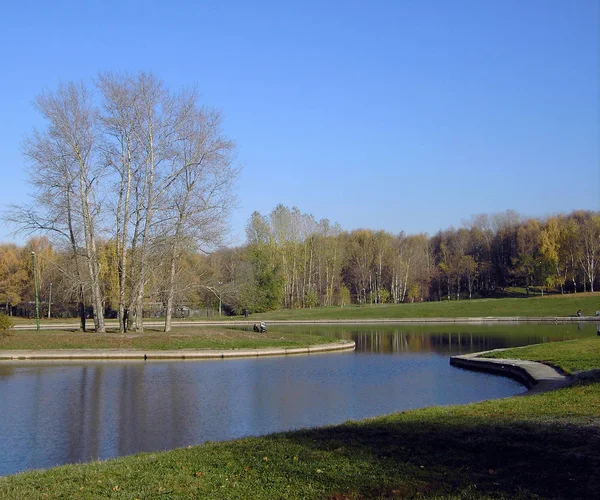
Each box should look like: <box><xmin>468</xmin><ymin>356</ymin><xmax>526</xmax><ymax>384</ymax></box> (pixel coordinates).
<box><xmin>1</xmin><ymin>0</ymin><xmax>598</xmax><ymax>246</ymax></box>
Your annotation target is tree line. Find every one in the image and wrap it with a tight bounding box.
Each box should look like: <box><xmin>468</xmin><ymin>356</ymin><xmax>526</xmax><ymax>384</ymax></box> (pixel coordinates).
<box><xmin>235</xmin><ymin>206</ymin><xmax>600</xmax><ymax>311</ymax></box>
<box><xmin>2</xmin><ymin>207</ymin><xmax>599</xmax><ymax>324</ymax></box>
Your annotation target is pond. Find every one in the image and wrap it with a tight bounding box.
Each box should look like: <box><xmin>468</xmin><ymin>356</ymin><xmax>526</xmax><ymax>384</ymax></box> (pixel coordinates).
<box><xmin>0</xmin><ymin>322</ymin><xmax>595</xmax><ymax>476</ymax></box>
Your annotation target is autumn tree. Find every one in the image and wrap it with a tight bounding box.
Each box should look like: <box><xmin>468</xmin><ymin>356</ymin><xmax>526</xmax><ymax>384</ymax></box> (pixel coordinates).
<box><xmin>538</xmin><ymin>217</ymin><xmax>563</xmax><ymax>293</ymax></box>
<box><xmin>160</xmin><ymin>103</ymin><xmax>237</xmax><ymax>332</ymax></box>
<box><xmin>0</xmin><ymin>244</ymin><xmax>28</xmax><ymax>314</ymax></box>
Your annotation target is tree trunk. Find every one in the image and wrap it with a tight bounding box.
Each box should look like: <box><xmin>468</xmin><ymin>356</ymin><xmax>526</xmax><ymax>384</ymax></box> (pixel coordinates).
<box><xmin>78</xmin><ymin>286</ymin><xmax>86</xmax><ymax>332</ymax></box>
<box><xmin>117</xmin><ymin>149</ymin><xmax>132</xmax><ymax>334</ymax></box>
<box><xmin>164</xmin><ymin>251</ymin><xmax>177</xmax><ymax>333</ymax></box>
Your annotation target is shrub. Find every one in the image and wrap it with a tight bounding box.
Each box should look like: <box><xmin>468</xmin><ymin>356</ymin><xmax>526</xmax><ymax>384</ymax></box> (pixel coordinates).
<box><xmin>0</xmin><ymin>313</ymin><xmax>14</xmax><ymax>331</ymax></box>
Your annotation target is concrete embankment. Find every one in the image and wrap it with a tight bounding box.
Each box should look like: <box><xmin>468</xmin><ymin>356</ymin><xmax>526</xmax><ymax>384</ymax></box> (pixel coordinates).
<box><xmin>0</xmin><ymin>340</ymin><xmax>355</xmax><ymax>361</ymax></box>
<box><xmin>450</xmin><ymin>350</ymin><xmax>569</xmax><ymax>394</ymax></box>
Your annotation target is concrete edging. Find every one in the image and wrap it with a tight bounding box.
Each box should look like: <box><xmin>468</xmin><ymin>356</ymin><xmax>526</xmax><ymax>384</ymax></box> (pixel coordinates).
<box><xmin>0</xmin><ymin>341</ymin><xmax>355</xmax><ymax>361</ymax></box>
<box><xmin>450</xmin><ymin>349</ymin><xmax>569</xmax><ymax>394</ymax></box>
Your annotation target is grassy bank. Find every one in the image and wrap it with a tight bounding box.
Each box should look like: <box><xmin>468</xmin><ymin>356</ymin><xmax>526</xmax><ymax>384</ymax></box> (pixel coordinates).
<box><xmin>252</xmin><ymin>293</ymin><xmax>600</xmax><ymax>321</ymax></box>
<box><xmin>1</xmin><ymin>339</ymin><xmax>599</xmax><ymax>499</ymax></box>
<box><xmin>0</xmin><ymin>327</ymin><xmax>334</xmax><ymax>351</ymax></box>
<box><xmin>482</xmin><ymin>337</ymin><xmax>600</xmax><ymax>373</ymax></box>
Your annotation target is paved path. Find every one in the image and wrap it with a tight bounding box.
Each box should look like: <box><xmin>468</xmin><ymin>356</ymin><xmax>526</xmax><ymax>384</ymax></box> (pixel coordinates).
<box><xmin>11</xmin><ymin>316</ymin><xmax>600</xmax><ymax>330</ymax></box>
<box><xmin>0</xmin><ymin>340</ymin><xmax>355</xmax><ymax>361</ymax></box>
<box><xmin>450</xmin><ymin>350</ymin><xmax>569</xmax><ymax>394</ymax></box>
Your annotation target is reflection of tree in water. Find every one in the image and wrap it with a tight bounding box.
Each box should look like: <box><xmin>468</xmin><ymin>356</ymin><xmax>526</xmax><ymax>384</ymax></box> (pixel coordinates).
<box><xmin>0</xmin><ymin>365</ymin><xmax>16</xmax><ymax>377</ymax></box>
<box><xmin>275</xmin><ymin>323</ymin><xmax>596</xmax><ymax>355</ymax></box>
<box><xmin>351</xmin><ymin>331</ymin><xmax>513</xmax><ymax>354</ymax></box>
<box><xmin>346</xmin><ymin>326</ymin><xmax>594</xmax><ymax>354</ymax></box>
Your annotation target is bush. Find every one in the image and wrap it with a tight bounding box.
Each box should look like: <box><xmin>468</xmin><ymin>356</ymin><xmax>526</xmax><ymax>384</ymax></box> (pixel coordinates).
<box><xmin>0</xmin><ymin>313</ymin><xmax>14</xmax><ymax>331</ymax></box>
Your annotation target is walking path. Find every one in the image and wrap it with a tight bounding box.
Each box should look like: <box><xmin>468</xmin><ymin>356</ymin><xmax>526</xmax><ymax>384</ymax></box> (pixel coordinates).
<box><xmin>0</xmin><ymin>340</ymin><xmax>355</xmax><ymax>361</ymax></box>
<box><xmin>450</xmin><ymin>350</ymin><xmax>569</xmax><ymax>394</ymax></box>
<box><xmin>11</xmin><ymin>316</ymin><xmax>600</xmax><ymax>330</ymax></box>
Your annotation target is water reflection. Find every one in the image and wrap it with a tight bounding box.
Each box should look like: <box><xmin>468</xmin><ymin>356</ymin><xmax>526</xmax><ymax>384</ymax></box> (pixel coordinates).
<box><xmin>1</xmin><ymin>323</ymin><xmax>594</xmax><ymax>476</ymax></box>
<box><xmin>274</xmin><ymin>322</ymin><xmax>596</xmax><ymax>354</ymax></box>
<box><xmin>351</xmin><ymin>330</ymin><xmax>557</xmax><ymax>353</ymax></box>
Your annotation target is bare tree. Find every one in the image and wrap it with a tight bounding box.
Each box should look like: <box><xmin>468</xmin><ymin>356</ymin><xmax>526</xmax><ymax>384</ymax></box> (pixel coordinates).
<box><xmin>161</xmin><ymin>105</ymin><xmax>237</xmax><ymax>332</ymax></box>
<box><xmin>97</xmin><ymin>73</ymin><xmax>142</xmax><ymax>332</ymax></box>
<box><xmin>8</xmin><ymin>83</ymin><xmax>105</xmax><ymax>331</ymax></box>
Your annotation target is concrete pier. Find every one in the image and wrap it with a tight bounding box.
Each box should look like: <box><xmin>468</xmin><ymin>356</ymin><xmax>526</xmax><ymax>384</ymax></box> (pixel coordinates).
<box><xmin>450</xmin><ymin>349</ymin><xmax>569</xmax><ymax>394</ymax></box>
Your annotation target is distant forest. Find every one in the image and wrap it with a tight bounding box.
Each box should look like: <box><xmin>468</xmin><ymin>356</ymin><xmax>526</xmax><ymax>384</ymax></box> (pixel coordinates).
<box><xmin>1</xmin><ymin>207</ymin><xmax>599</xmax><ymax>325</ymax></box>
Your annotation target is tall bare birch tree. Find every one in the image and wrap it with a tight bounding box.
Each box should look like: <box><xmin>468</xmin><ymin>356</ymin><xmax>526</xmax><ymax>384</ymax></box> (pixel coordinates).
<box><xmin>10</xmin><ymin>83</ymin><xmax>105</xmax><ymax>331</ymax></box>
<box><xmin>161</xmin><ymin>105</ymin><xmax>236</xmax><ymax>332</ymax></box>
<box><xmin>98</xmin><ymin>73</ymin><xmax>141</xmax><ymax>332</ymax></box>
<box><xmin>100</xmin><ymin>73</ymin><xmax>183</xmax><ymax>332</ymax></box>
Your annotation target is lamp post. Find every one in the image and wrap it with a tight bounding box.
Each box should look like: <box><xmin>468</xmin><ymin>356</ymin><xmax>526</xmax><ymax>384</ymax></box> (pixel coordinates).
<box><xmin>31</xmin><ymin>252</ymin><xmax>40</xmax><ymax>331</ymax></box>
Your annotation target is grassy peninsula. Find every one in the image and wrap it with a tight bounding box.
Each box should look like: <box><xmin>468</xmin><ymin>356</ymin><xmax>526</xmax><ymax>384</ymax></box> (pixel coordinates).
<box><xmin>0</xmin><ymin>327</ymin><xmax>335</xmax><ymax>351</ymax></box>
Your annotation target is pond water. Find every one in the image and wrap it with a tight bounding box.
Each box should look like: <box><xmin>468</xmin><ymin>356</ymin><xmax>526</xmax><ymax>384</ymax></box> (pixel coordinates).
<box><xmin>0</xmin><ymin>322</ymin><xmax>596</xmax><ymax>476</ymax></box>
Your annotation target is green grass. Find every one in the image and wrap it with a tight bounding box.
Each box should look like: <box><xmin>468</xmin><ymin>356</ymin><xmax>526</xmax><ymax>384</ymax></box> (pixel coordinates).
<box><xmin>1</xmin><ymin>380</ymin><xmax>598</xmax><ymax>499</ymax></box>
<box><xmin>0</xmin><ymin>327</ymin><xmax>335</xmax><ymax>351</ymax></box>
<box><xmin>251</xmin><ymin>293</ymin><xmax>600</xmax><ymax>321</ymax></box>
<box><xmin>482</xmin><ymin>337</ymin><xmax>600</xmax><ymax>374</ymax></box>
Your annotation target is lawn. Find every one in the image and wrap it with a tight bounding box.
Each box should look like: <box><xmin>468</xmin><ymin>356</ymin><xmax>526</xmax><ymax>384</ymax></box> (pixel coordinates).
<box><xmin>0</xmin><ymin>327</ymin><xmax>335</xmax><ymax>351</ymax></box>
<box><xmin>252</xmin><ymin>293</ymin><xmax>600</xmax><ymax>321</ymax></box>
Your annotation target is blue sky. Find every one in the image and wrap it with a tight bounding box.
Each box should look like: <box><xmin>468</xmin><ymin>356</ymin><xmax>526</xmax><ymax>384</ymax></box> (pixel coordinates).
<box><xmin>0</xmin><ymin>0</ymin><xmax>598</xmax><ymax>246</ymax></box>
